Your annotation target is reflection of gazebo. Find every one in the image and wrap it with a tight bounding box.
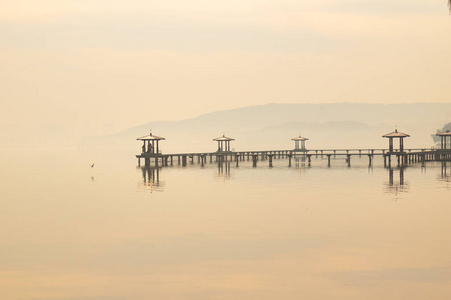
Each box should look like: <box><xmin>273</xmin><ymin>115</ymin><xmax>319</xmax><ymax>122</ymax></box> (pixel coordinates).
<box><xmin>213</xmin><ymin>135</ymin><xmax>234</xmax><ymax>152</ymax></box>
<box><xmin>436</xmin><ymin>130</ymin><xmax>451</xmax><ymax>150</ymax></box>
<box><xmin>383</xmin><ymin>129</ymin><xmax>410</xmax><ymax>153</ymax></box>
<box><xmin>137</xmin><ymin>132</ymin><xmax>165</xmax><ymax>154</ymax></box>
<box><xmin>291</xmin><ymin>134</ymin><xmax>309</xmax><ymax>152</ymax></box>
<box><xmin>140</xmin><ymin>166</ymin><xmax>165</xmax><ymax>192</ymax></box>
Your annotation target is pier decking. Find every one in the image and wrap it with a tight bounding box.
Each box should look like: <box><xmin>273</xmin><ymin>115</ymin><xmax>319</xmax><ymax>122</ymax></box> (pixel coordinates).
<box><xmin>136</xmin><ymin>148</ymin><xmax>451</xmax><ymax>168</ymax></box>
<box><xmin>137</xmin><ymin>130</ymin><xmax>451</xmax><ymax>168</ymax></box>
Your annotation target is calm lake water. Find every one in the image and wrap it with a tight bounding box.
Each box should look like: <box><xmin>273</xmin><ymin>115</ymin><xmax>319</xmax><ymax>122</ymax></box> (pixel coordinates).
<box><xmin>1</xmin><ymin>147</ymin><xmax>451</xmax><ymax>300</ymax></box>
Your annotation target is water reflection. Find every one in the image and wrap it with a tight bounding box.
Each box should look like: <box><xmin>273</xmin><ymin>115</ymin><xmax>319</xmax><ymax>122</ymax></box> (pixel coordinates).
<box><xmin>139</xmin><ymin>166</ymin><xmax>165</xmax><ymax>192</ymax></box>
<box><xmin>438</xmin><ymin>162</ymin><xmax>451</xmax><ymax>185</ymax></box>
<box><xmin>293</xmin><ymin>156</ymin><xmax>308</xmax><ymax>169</ymax></box>
<box><xmin>136</xmin><ymin>158</ymin><xmax>451</xmax><ymax>193</ymax></box>
<box><xmin>216</xmin><ymin>160</ymin><xmax>232</xmax><ymax>180</ymax></box>
<box><xmin>384</xmin><ymin>167</ymin><xmax>410</xmax><ymax>196</ymax></box>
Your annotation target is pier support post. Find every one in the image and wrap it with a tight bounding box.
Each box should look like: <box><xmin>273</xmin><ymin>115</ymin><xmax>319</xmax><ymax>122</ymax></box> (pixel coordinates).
<box><xmin>327</xmin><ymin>155</ymin><xmax>331</xmax><ymax>167</ymax></box>
<box><xmin>346</xmin><ymin>155</ymin><xmax>351</xmax><ymax>167</ymax></box>
<box><xmin>252</xmin><ymin>155</ymin><xmax>258</xmax><ymax>167</ymax></box>
<box><xmin>288</xmin><ymin>154</ymin><xmax>292</xmax><ymax>167</ymax></box>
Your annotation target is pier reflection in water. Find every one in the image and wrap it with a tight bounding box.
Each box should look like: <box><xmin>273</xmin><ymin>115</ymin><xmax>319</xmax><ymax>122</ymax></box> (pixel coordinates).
<box><xmin>139</xmin><ymin>155</ymin><xmax>451</xmax><ymax>195</ymax></box>
<box><xmin>439</xmin><ymin>162</ymin><xmax>451</xmax><ymax>184</ymax></box>
<box><xmin>293</xmin><ymin>156</ymin><xmax>308</xmax><ymax>168</ymax></box>
<box><xmin>384</xmin><ymin>166</ymin><xmax>410</xmax><ymax>196</ymax></box>
<box><xmin>216</xmin><ymin>160</ymin><xmax>232</xmax><ymax>180</ymax></box>
<box><xmin>139</xmin><ymin>166</ymin><xmax>165</xmax><ymax>192</ymax></box>
<box><xmin>139</xmin><ymin>155</ymin><xmax>451</xmax><ymax>198</ymax></box>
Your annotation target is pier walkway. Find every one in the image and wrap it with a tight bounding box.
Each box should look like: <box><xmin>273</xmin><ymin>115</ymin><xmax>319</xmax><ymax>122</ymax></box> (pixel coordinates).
<box><xmin>137</xmin><ymin>148</ymin><xmax>451</xmax><ymax>168</ymax></box>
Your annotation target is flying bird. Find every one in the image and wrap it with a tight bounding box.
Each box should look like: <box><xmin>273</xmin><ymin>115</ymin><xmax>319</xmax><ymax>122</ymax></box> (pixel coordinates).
<box><xmin>90</xmin><ymin>164</ymin><xmax>95</xmax><ymax>168</ymax></box>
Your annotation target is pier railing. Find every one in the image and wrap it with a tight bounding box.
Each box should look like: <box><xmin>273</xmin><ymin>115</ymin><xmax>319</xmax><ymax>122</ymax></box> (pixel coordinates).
<box><xmin>137</xmin><ymin>148</ymin><xmax>450</xmax><ymax>168</ymax></box>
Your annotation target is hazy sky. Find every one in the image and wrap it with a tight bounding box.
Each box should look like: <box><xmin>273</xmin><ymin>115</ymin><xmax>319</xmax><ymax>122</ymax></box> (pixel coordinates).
<box><xmin>1</xmin><ymin>0</ymin><xmax>450</xmax><ymax>140</ymax></box>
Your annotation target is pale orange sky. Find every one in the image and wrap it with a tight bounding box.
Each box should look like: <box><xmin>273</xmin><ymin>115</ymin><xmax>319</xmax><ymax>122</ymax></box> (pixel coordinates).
<box><xmin>0</xmin><ymin>0</ymin><xmax>450</xmax><ymax>141</ymax></box>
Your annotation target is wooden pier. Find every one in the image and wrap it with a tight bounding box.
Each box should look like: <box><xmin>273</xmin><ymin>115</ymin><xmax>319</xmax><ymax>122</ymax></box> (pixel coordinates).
<box><xmin>136</xmin><ymin>148</ymin><xmax>451</xmax><ymax>168</ymax></box>
<box><xmin>136</xmin><ymin>130</ymin><xmax>451</xmax><ymax>169</ymax></box>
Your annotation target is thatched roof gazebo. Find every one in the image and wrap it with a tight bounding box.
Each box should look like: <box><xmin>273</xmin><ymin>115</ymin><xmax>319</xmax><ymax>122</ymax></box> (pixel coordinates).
<box><xmin>213</xmin><ymin>134</ymin><xmax>234</xmax><ymax>152</ymax></box>
<box><xmin>137</xmin><ymin>132</ymin><xmax>165</xmax><ymax>154</ymax></box>
<box><xmin>382</xmin><ymin>129</ymin><xmax>410</xmax><ymax>153</ymax></box>
<box><xmin>436</xmin><ymin>130</ymin><xmax>451</xmax><ymax>150</ymax></box>
<box><xmin>291</xmin><ymin>134</ymin><xmax>309</xmax><ymax>152</ymax></box>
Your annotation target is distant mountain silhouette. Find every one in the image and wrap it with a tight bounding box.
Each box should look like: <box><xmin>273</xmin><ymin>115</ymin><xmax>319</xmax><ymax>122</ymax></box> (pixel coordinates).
<box><xmin>80</xmin><ymin>103</ymin><xmax>451</xmax><ymax>152</ymax></box>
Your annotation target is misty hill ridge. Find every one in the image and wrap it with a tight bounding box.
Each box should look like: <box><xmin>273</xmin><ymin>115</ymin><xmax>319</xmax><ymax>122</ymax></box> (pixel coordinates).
<box><xmin>81</xmin><ymin>103</ymin><xmax>451</xmax><ymax>151</ymax></box>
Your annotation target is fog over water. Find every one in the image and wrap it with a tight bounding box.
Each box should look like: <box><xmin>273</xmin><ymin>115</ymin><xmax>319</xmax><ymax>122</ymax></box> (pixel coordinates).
<box><xmin>1</xmin><ymin>146</ymin><xmax>450</xmax><ymax>299</ymax></box>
